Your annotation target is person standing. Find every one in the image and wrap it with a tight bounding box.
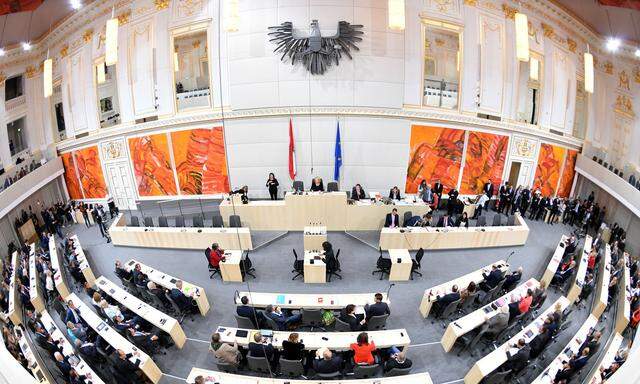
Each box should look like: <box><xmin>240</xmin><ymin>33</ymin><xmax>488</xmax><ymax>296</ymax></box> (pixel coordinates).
<box><xmin>266</xmin><ymin>173</ymin><xmax>279</xmax><ymax>200</ymax></box>
<box><xmin>433</xmin><ymin>180</ymin><xmax>443</xmax><ymax>209</ymax></box>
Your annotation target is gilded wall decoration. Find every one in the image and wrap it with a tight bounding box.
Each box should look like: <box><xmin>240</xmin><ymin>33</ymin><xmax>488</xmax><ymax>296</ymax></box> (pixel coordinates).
<box><xmin>614</xmin><ymin>94</ymin><xmax>635</xmax><ymax>118</ymax></box>
<box><xmin>566</xmin><ymin>38</ymin><xmax>576</xmax><ymax>53</ymax></box>
<box><xmin>154</xmin><ymin>0</ymin><xmax>169</xmax><ymax>10</ymax></box>
<box><xmin>100</xmin><ymin>139</ymin><xmax>126</xmax><ymax>161</ymax></box>
<box><xmin>619</xmin><ymin>70</ymin><xmax>630</xmax><ymax>91</ymax></box>
<box><xmin>604</xmin><ymin>61</ymin><xmax>613</xmax><ymax>75</ymax></box>
<box><xmin>426</xmin><ymin>0</ymin><xmax>460</xmax><ymax>15</ymax></box>
<box><xmin>175</xmin><ymin>0</ymin><xmax>204</xmax><ymax>18</ymax></box>
<box><xmin>502</xmin><ymin>4</ymin><xmax>517</xmax><ymax>20</ymax></box>
<box><xmin>117</xmin><ymin>10</ymin><xmax>131</xmax><ymax>25</ymax></box>
<box><xmin>82</xmin><ymin>29</ymin><xmax>94</xmax><ymax>43</ymax></box>
<box><xmin>60</xmin><ymin>45</ymin><xmax>69</xmax><ymax>58</ymax></box>
<box><xmin>541</xmin><ymin>23</ymin><xmax>554</xmax><ymax>38</ymax></box>
<box><xmin>634</xmin><ymin>67</ymin><xmax>640</xmax><ymax>83</ymax></box>
<box><xmin>511</xmin><ymin>136</ymin><xmax>537</xmax><ymax>159</ymax></box>
<box><xmin>463</xmin><ymin>0</ymin><xmax>477</xmax><ymax>5</ymax></box>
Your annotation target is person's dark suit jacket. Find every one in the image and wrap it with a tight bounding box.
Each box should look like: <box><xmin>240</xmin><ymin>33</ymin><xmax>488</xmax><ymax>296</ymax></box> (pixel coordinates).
<box><xmin>433</xmin><ymin>183</ymin><xmax>443</xmax><ymax>197</ymax></box>
<box><xmin>65</xmin><ymin>307</ymin><xmax>81</xmax><ymax>325</ymax></box>
<box><xmin>506</xmin><ymin>345</ymin><xmax>531</xmax><ymax>372</ymax></box>
<box><xmin>237</xmin><ymin>305</ymin><xmax>262</xmax><ymax>327</ymax></box>
<box><xmin>249</xmin><ymin>341</ymin><xmax>274</xmax><ymax>360</ymax></box>
<box><xmin>384</xmin><ymin>213</ymin><xmax>400</xmax><ymax>227</ymax></box>
<box><xmin>351</xmin><ymin>187</ymin><xmax>366</xmax><ymax>200</ymax></box>
<box><xmin>365</xmin><ymin>302</ymin><xmax>390</xmax><ymax>321</ymax></box>
<box><xmin>448</xmin><ymin>189</ymin><xmax>459</xmax><ymax>201</ymax></box>
<box><xmin>483</xmin><ymin>269</ymin><xmax>504</xmax><ymax>288</ymax></box>
<box><xmin>339</xmin><ymin>308</ymin><xmax>363</xmax><ymax>331</ymax></box>
<box><xmin>384</xmin><ymin>357</ymin><xmax>412</xmax><ymax>372</ymax></box>
<box><xmin>56</xmin><ymin>356</ymin><xmax>72</xmax><ymax>378</ymax></box>
<box><xmin>114</xmin><ymin>353</ymin><xmax>142</xmax><ymax>384</ymax></box>
<box><xmin>483</xmin><ymin>182</ymin><xmax>494</xmax><ymax>197</ymax></box>
<box><xmin>169</xmin><ymin>288</ymin><xmax>191</xmax><ymax>311</ymax></box>
<box><xmin>314</xmin><ymin>356</ymin><xmax>343</xmax><ymax>374</ymax></box>
<box><xmin>437</xmin><ymin>216</ymin><xmax>455</xmax><ymax>227</ymax></box>
<box><xmin>437</xmin><ymin>292</ymin><xmax>461</xmax><ymax>308</ymax></box>
<box><xmin>389</xmin><ymin>189</ymin><xmax>401</xmax><ymax>200</ymax></box>
<box><xmin>79</xmin><ymin>342</ymin><xmax>98</xmax><ymax>359</ymax></box>
<box><xmin>570</xmin><ymin>355</ymin><xmax>589</xmax><ymax>371</ymax></box>
<box><xmin>502</xmin><ymin>271</ymin><xmax>522</xmax><ymax>291</ymax></box>
<box><xmin>529</xmin><ymin>331</ymin><xmax>551</xmax><ymax>358</ymax></box>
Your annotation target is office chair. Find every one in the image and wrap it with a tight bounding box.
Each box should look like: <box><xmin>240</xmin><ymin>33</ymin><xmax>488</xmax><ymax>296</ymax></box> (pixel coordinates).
<box><xmin>372</xmin><ymin>248</ymin><xmax>391</xmax><ymax>280</ymax></box>
<box><xmin>366</xmin><ymin>314</ymin><xmax>389</xmax><ymax>330</ymax></box>
<box><xmin>279</xmin><ymin>359</ymin><xmax>304</xmax><ymax>378</ymax></box>
<box><xmin>264</xmin><ymin>315</ymin><xmax>280</xmax><ymax>331</ymax></box>
<box><xmin>334</xmin><ymin>317</ymin><xmax>351</xmax><ymax>332</ymax></box>
<box><xmin>326</xmin><ymin>252</ymin><xmax>342</xmax><ymax>282</ymax></box>
<box><xmin>158</xmin><ymin>216</ymin><xmax>168</xmax><ymax>227</ymax></box>
<box><xmin>327</xmin><ymin>181</ymin><xmax>339</xmax><ymax>192</ymax></box>
<box><xmin>434</xmin><ymin>299</ymin><xmax>461</xmax><ymax>328</ymax></box>
<box><xmin>241</xmin><ymin>252</ymin><xmax>256</xmax><ymax>279</ymax></box>
<box><xmin>484</xmin><ymin>369</ymin><xmax>512</xmax><ymax>384</ymax></box>
<box><xmin>247</xmin><ymin>355</ymin><xmax>271</xmax><ymax>374</ymax></box>
<box><xmin>353</xmin><ymin>364</ymin><xmax>380</xmax><ymax>379</ymax></box>
<box><xmin>129</xmin><ymin>216</ymin><xmax>140</xmax><ymax>227</ymax></box>
<box><xmin>229</xmin><ymin>215</ymin><xmax>242</xmax><ymax>228</ymax></box>
<box><xmin>506</xmin><ymin>215</ymin><xmax>516</xmax><ymax>226</ymax></box>
<box><xmin>300</xmin><ymin>308</ymin><xmax>325</xmax><ymax>331</ymax></box>
<box><xmin>492</xmin><ymin>214</ymin><xmax>502</xmax><ymax>226</ymax></box>
<box><xmin>292</xmin><ymin>180</ymin><xmax>304</xmax><ymax>192</ymax></box>
<box><xmin>456</xmin><ymin>291</ymin><xmax>479</xmax><ymax>317</ymax></box>
<box><xmin>143</xmin><ymin>217</ymin><xmax>154</xmax><ymax>227</ymax></box>
<box><xmin>292</xmin><ymin>249</ymin><xmax>304</xmax><ymax>280</ymax></box>
<box><xmin>192</xmin><ymin>215</ymin><xmax>204</xmax><ymax>228</ymax></box>
<box><xmin>211</xmin><ymin>215</ymin><xmax>224</xmax><ymax>228</ymax></box>
<box><xmin>476</xmin><ymin>216</ymin><xmax>487</xmax><ymax>227</ymax></box>
<box><xmin>204</xmin><ymin>248</ymin><xmax>221</xmax><ymax>279</ymax></box>
<box><xmin>410</xmin><ymin>248</ymin><xmax>424</xmax><ymax>279</ymax></box>
<box><xmin>175</xmin><ymin>216</ymin><xmax>185</xmax><ymax>227</ymax></box>
<box><xmin>335</xmin><ymin>249</ymin><xmax>342</xmax><ymax>271</ymax></box>
<box><xmin>402</xmin><ymin>211</ymin><xmax>413</xmax><ymax>227</ymax></box>
<box><xmin>216</xmin><ymin>360</ymin><xmax>239</xmax><ymax>374</ymax></box>
<box><xmin>385</xmin><ymin>367</ymin><xmax>412</xmax><ymax>377</ymax></box>
<box><xmin>234</xmin><ymin>314</ymin><xmax>256</xmax><ymax>329</ymax></box>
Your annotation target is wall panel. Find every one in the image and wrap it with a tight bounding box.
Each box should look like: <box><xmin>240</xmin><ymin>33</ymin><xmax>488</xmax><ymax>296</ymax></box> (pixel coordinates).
<box><xmin>477</xmin><ymin>12</ymin><xmax>505</xmax><ymax>115</ymax></box>
<box><xmin>533</xmin><ymin>143</ymin><xmax>567</xmax><ymax>196</ymax></box>
<box><xmin>128</xmin><ymin>19</ymin><xmax>156</xmax><ymax>118</ymax></box>
<box><xmin>128</xmin><ymin>133</ymin><xmax>178</xmax><ymax>197</ymax></box>
<box><xmin>460</xmin><ymin>131</ymin><xmax>509</xmax><ymax>194</ymax></box>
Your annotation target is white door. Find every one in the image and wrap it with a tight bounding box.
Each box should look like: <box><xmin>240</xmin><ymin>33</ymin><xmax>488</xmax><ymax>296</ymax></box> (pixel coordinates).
<box><xmin>105</xmin><ymin>161</ymin><xmax>137</xmax><ymax>210</ymax></box>
<box><xmin>517</xmin><ymin>162</ymin><xmax>533</xmax><ymax>187</ymax></box>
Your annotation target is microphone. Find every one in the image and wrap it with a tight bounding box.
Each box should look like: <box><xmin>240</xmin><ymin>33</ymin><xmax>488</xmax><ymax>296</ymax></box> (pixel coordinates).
<box><xmin>506</xmin><ymin>251</ymin><xmax>515</xmax><ymax>264</ymax></box>
<box><xmin>387</xmin><ymin>283</ymin><xmax>396</xmax><ymax>300</ymax></box>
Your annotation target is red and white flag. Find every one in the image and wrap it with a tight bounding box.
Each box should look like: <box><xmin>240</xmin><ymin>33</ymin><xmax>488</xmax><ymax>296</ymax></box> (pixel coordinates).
<box><xmin>288</xmin><ymin>117</ymin><xmax>297</xmax><ymax>180</ymax></box>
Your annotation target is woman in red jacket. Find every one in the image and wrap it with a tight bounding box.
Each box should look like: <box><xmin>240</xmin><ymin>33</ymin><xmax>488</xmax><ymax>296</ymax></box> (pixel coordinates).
<box><xmin>350</xmin><ymin>332</ymin><xmax>377</xmax><ymax>365</ymax></box>
<box><xmin>207</xmin><ymin>243</ymin><xmax>225</xmax><ymax>267</ymax></box>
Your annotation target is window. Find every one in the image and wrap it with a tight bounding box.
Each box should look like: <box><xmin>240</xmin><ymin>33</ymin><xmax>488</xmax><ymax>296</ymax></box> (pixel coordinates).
<box><xmin>5</xmin><ymin>75</ymin><xmax>23</xmax><ymax>101</ymax></box>
<box><xmin>94</xmin><ymin>59</ymin><xmax>121</xmax><ymax>128</ymax></box>
<box><xmin>7</xmin><ymin>117</ymin><xmax>26</xmax><ymax>156</ymax></box>
<box><xmin>516</xmin><ymin>53</ymin><xmax>542</xmax><ymax>125</ymax></box>
<box><xmin>573</xmin><ymin>78</ymin><xmax>587</xmax><ymax>139</ymax></box>
<box><xmin>422</xmin><ymin>20</ymin><xmax>461</xmax><ymax>110</ymax></box>
<box><xmin>51</xmin><ymin>83</ymin><xmax>67</xmax><ymax>141</ymax></box>
<box><xmin>173</xmin><ymin>28</ymin><xmax>211</xmax><ymax>111</ymax></box>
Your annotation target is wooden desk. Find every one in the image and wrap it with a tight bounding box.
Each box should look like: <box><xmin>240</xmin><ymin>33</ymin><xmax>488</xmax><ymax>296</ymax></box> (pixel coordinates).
<box><xmin>39</xmin><ymin>310</ymin><xmax>105</xmax><ymax>383</ymax></box>
<box><xmin>592</xmin><ymin>244</ymin><xmax>611</xmax><ymax>319</ymax></box>
<box><xmin>186</xmin><ymin>367</ymin><xmax>433</xmax><ymax>384</ymax></box>
<box><xmin>219</xmin><ymin>192</ymin><xmax>430</xmax><ymax>231</ymax></box>
<box><xmin>15</xmin><ymin>327</ymin><xmax>54</xmax><ymax>383</ymax></box>
<box><xmin>215</xmin><ymin>326</ymin><xmax>410</xmax><ymax>351</ymax></box>
<box><xmin>235</xmin><ymin>292</ymin><xmax>387</xmax><ymax>310</ymax></box>
<box><xmin>95</xmin><ymin>276</ymin><xmax>187</xmax><ymax>349</ymax></box>
<box><xmin>464</xmin><ymin>296</ymin><xmax>570</xmax><ymax>384</ymax></box>
<box><xmin>419</xmin><ymin>260</ymin><xmax>509</xmax><ymax>318</ymax></box>
<box><xmin>67</xmin><ymin>293</ymin><xmax>162</xmax><ymax>383</ymax></box>
<box><xmin>615</xmin><ymin>253</ymin><xmax>631</xmax><ymax>333</ymax></box>
<box><xmin>108</xmin><ymin>214</ymin><xmax>253</xmax><ymax>250</ymax></box>
<box><xmin>388</xmin><ymin>249</ymin><xmax>412</xmax><ymax>281</ymax></box>
<box><xmin>8</xmin><ymin>251</ymin><xmax>22</xmax><ymax>325</ymax></box>
<box><xmin>531</xmin><ymin>315</ymin><xmax>599</xmax><ymax>384</ymax></box>
<box><xmin>69</xmin><ymin>235</ymin><xmax>97</xmax><ymax>287</ymax></box>
<box><xmin>49</xmin><ymin>236</ymin><xmax>71</xmax><ymax>299</ymax></box>
<box><xmin>220</xmin><ymin>250</ymin><xmax>244</xmax><ymax>282</ymax></box>
<box><xmin>303</xmin><ymin>226</ymin><xmax>327</xmax><ymax>250</ymax></box>
<box><xmin>124</xmin><ymin>259</ymin><xmax>210</xmax><ymax>316</ymax></box>
<box><xmin>585</xmin><ymin>333</ymin><xmax>624</xmax><ymax>384</ymax></box>
<box><xmin>567</xmin><ymin>235</ymin><xmax>593</xmax><ymax>303</ymax></box>
<box><xmin>18</xmin><ymin>220</ymin><xmax>37</xmax><ymax>243</ymax></box>
<box><xmin>541</xmin><ymin>236</ymin><xmax>568</xmax><ymax>287</ymax></box>
<box><xmin>379</xmin><ymin>213</ymin><xmax>529</xmax><ymax>250</ymax></box>
<box><xmin>28</xmin><ymin>246</ymin><xmax>45</xmax><ymax>313</ymax></box>
<box><xmin>304</xmin><ymin>250</ymin><xmax>326</xmax><ymax>283</ymax></box>
<box><xmin>441</xmin><ymin>278</ymin><xmax>539</xmax><ymax>353</ymax></box>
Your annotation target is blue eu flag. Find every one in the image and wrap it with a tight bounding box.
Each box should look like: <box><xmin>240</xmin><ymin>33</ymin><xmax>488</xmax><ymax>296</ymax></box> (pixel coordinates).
<box><xmin>334</xmin><ymin>121</ymin><xmax>342</xmax><ymax>181</ymax></box>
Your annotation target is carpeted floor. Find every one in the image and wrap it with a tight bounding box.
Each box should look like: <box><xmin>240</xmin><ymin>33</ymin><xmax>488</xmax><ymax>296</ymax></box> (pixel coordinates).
<box><xmin>50</xmin><ymin>203</ymin><xmax>615</xmax><ymax>384</ymax></box>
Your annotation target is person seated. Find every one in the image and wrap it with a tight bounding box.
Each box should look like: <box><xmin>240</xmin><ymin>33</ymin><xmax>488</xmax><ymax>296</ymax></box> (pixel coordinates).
<box><xmin>479</xmin><ymin>265</ymin><xmax>504</xmax><ymax>292</ymax></box>
<box><xmin>389</xmin><ymin>186</ymin><xmax>401</xmax><ymax>200</ymax></box>
<box><xmin>553</xmin><ymin>348</ymin><xmax>590</xmax><ymax>383</ymax></box>
<box><xmin>600</xmin><ymin>362</ymin><xmax>621</xmax><ymax>380</ymax></box>
<box><xmin>384</xmin><ymin>349</ymin><xmax>412</xmax><ymax>372</ymax></box>
<box><xmin>115</xmin><ymin>260</ymin><xmax>133</xmax><ymax>281</ymax></box>
<box><xmin>508</xmin><ymin>289</ymin><xmax>533</xmax><ymax>319</ymax></box>
<box><xmin>127</xmin><ymin>327</ymin><xmax>161</xmax><ymax>354</ymax></box>
<box><xmin>210</xmin><ymin>332</ymin><xmax>240</xmax><ymax>366</ymax></box>
<box><xmin>529</xmin><ymin>324</ymin><xmax>552</xmax><ymax>359</ymax></box>
<box><xmin>132</xmin><ymin>264</ymin><xmax>148</xmax><ymax>288</ymax></box>
<box><xmin>351</xmin><ymin>184</ymin><xmax>366</xmax><ymax>200</ymax></box>
<box><xmin>364</xmin><ymin>293</ymin><xmax>390</xmax><ymax>321</ymax></box>
<box><xmin>551</xmin><ymin>260</ymin><xmax>576</xmax><ymax>285</ymax></box>
<box><xmin>310</xmin><ymin>177</ymin><xmax>324</xmax><ymax>192</ymax></box>
<box><xmin>248</xmin><ymin>332</ymin><xmax>277</xmax><ymax>369</ymax></box>
<box><xmin>100</xmin><ymin>299</ymin><xmax>123</xmax><ymax>321</ymax></box>
<box><xmin>502</xmin><ymin>267</ymin><xmax>523</xmax><ymax>292</ymax></box>
<box><xmin>237</xmin><ymin>296</ymin><xmax>263</xmax><ymax>328</ymax></box>
<box><xmin>350</xmin><ymin>332</ymin><xmax>377</xmax><ymax>365</ymax></box>
<box><xmin>457</xmin><ymin>212</ymin><xmax>469</xmax><ymax>228</ymax></box>
<box><xmin>579</xmin><ymin>330</ymin><xmax>602</xmax><ymax>356</ymax></box>
<box><xmin>531</xmin><ymin>281</ymin><xmax>547</xmax><ymax>308</ymax></box>
<box><xmin>207</xmin><ymin>243</ymin><xmax>225</xmax><ymax>269</ymax></box>
<box><xmin>339</xmin><ymin>304</ymin><xmax>365</xmax><ymax>331</ymax></box>
<box><xmin>169</xmin><ymin>280</ymin><xmax>195</xmax><ymax>313</ymax></box>
<box><xmin>147</xmin><ymin>281</ymin><xmax>172</xmax><ymax>310</ymax></box>
<box><xmin>113</xmin><ymin>349</ymin><xmax>143</xmax><ymax>384</ymax></box>
<box><xmin>384</xmin><ymin>208</ymin><xmax>400</xmax><ymax>228</ymax></box>
<box><xmin>502</xmin><ymin>338</ymin><xmax>530</xmax><ymax>373</ymax></box>
<box><xmin>437</xmin><ymin>214</ymin><xmax>455</xmax><ymax>227</ymax></box>
<box><xmin>460</xmin><ymin>281</ymin><xmax>478</xmax><ymax>303</ymax></box>
<box><xmin>74</xmin><ymin>339</ymin><xmax>99</xmax><ymax>361</ymax></box>
<box><xmin>314</xmin><ymin>348</ymin><xmax>342</xmax><ymax>374</ymax></box>
<box><xmin>264</xmin><ymin>304</ymin><xmax>301</xmax><ymax>330</ymax></box>
<box><xmin>282</xmin><ymin>332</ymin><xmax>305</xmax><ymax>361</ymax></box>
<box><xmin>432</xmin><ymin>285</ymin><xmax>460</xmax><ymax>317</ymax></box>
<box><xmin>481</xmin><ymin>305</ymin><xmax>510</xmax><ymax>336</ymax></box>
<box><xmin>404</xmin><ymin>215</ymin><xmax>423</xmax><ymax>227</ymax></box>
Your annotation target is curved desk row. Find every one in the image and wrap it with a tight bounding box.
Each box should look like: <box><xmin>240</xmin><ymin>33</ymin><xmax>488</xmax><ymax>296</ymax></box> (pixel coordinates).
<box><xmin>187</xmin><ymin>368</ymin><xmax>433</xmax><ymax>383</ymax></box>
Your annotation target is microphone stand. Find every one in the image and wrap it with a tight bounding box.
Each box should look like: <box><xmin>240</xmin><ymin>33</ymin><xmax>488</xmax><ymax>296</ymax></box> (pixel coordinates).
<box><xmin>505</xmin><ymin>251</ymin><xmax>515</xmax><ymax>265</ymax></box>
<box><xmin>386</xmin><ymin>283</ymin><xmax>396</xmax><ymax>300</ymax></box>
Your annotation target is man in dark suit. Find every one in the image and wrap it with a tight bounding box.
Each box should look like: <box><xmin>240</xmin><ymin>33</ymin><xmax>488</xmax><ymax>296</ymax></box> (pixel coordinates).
<box><xmin>248</xmin><ymin>332</ymin><xmax>278</xmax><ymax>369</ymax></box>
<box><xmin>432</xmin><ymin>285</ymin><xmax>461</xmax><ymax>317</ymax></box>
<box><xmin>169</xmin><ymin>280</ymin><xmax>193</xmax><ymax>313</ymax></box>
<box><xmin>433</xmin><ymin>180</ymin><xmax>444</xmax><ymax>209</ymax></box>
<box><xmin>447</xmin><ymin>188</ymin><xmax>459</xmax><ymax>216</ymax></box>
<box><xmin>339</xmin><ymin>304</ymin><xmax>365</xmax><ymax>331</ymax></box>
<box><xmin>54</xmin><ymin>352</ymin><xmax>72</xmax><ymax>380</ymax></box>
<box><xmin>237</xmin><ymin>296</ymin><xmax>263</xmax><ymax>328</ymax></box>
<box><xmin>554</xmin><ymin>348</ymin><xmax>590</xmax><ymax>382</ymax></box>
<box><xmin>480</xmin><ymin>265</ymin><xmax>504</xmax><ymax>292</ymax></box>
<box><xmin>502</xmin><ymin>267</ymin><xmax>523</xmax><ymax>292</ymax></box>
<box><xmin>314</xmin><ymin>349</ymin><xmax>343</xmax><ymax>374</ymax></box>
<box><xmin>529</xmin><ymin>325</ymin><xmax>552</xmax><ymax>359</ymax></box>
<box><xmin>437</xmin><ymin>214</ymin><xmax>455</xmax><ymax>228</ymax></box>
<box><xmin>75</xmin><ymin>339</ymin><xmax>99</xmax><ymax>360</ymax></box>
<box><xmin>114</xmin><ymin>349</ymin><xmax>142</xmax><ymax>384</ymax></box>
<box><xmin>502</xmin><ymin>339</ymin><xmax>530</xmax><ymax>373</ymax></box>
<box><xmin>483</xmin><ymin>180</ymin><xmax>494</xmax><ymax>199</ymax></box>
<box><xmin>498</xmin><ymin>182</ymin><xmax>509</xmax><ymax>214</ymax></box>
<box><xmin>65</xmin><ymin>300</ymin><xmax>83</xmax><ymax>325</ymax></box>
<box><xmin>364</xmin><ymin>293</ymin><xmax>390</xmax><ymax>321</ymax></box>
<box><xmin>384</xmin><ymin>208</ymin><xmax>400</xmax><ymax>228</ymax></box>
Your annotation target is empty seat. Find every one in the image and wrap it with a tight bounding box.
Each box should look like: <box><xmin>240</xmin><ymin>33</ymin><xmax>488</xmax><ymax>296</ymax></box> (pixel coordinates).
<box><xmin>129</xmin><ymin>216</ymin><xmax>140</xmax><ymax>227</ymax></box>
<box><xmin>353</xmin><ymin>364</ymin><xmax>380</xmax><ymax>379</ymax></box>
<box><xmin>175</xmin><ymin>216</ymin><xmax>185</xmax><ymax>227</ymax></box>
<box><xmin>492</xmin><ymin>215</ymin><xmax>502</xmax><ymax>226</ymax></box>
<box><xmin>158</xmin><ymin>216</ymin><xmax>168</xmax><ymax>227</ymax></box>
<box><xmin>212</xmin><ymin>215</ymin><xmax>224</xmax><ymax>228</ymax></box>
<box><xmin>327</xmin><ymin>181</ymin><xmax>339</xmax><ymax>192</ymax></box>
<box><xmin>506</xmin><ymin>215</ymin><xmax>516</xmax><ymax>226</ymax></box>
<box><xmin>476</xmin><ymin>216</ymin><xmax>487</xmax><ymax>227</ymax></box>
<box><xmin>292</xmin><ymin>180</ymin><xmax>304</xmax><ymax>192</ymax></box>
<box><xmin>247</xmin><ymin>355</ymin><xmax>271</xmax><ymax>374</ymax></box>
<box><xmin>143</xmin><ymin>217</ymin><xmax>154</xmax><ymax>227</ymax></box>
<box><xmin>279</xmin><ymin>359</ymin><xmax>304</xmax><ymax>378</ymax></box>
<box><xmin>193</xmin><ymin>215</ymin><xmax>204</xmax><ymax>228</ymax></box>
<box><xmin>229</xmin><ymin>215</ymin><xmax>242</xmax><ymax>228</ymax></box>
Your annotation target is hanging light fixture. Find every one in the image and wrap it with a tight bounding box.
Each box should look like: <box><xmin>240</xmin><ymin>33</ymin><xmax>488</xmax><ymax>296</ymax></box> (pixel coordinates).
<box><xmin>224</xmin><ymin>0</ymin><xmax>240</xmax><ymax>32</ymax></box>
<box><xmin>388</xmin><ymin>0</ymin><xmax>405</xmax><ymax>31</ymax></box>
<box><xmin>584</xmin><ymin>47</ymin><xmax>594</xmax><ymax>94</ymax></box>
<box><xmin>174</xmin><ymin>51</ymin><xmax>179</xmax><ymax>72</ymax></box>
<box><xmin>43</xmin><ymin>58</ymin><xmax>53</xmax><ymax>97</ymax></box>
<box><xmin>97</xmin><ymin>61</ymin><xmax>106</xmax><ymax>84</ymax></box>
<box><xmin>515</xmin><ymin>12</ymin><xmax>529</xmax><ymax>61</ymax></box>
<box><xmin>23</xmin><ymin>11</ymin><xmax>34</xmax><ymax>52</ymax></box>
<box><xmin>529</xmin><ymin>57</ymin><xmax>539</xmax><ymax>81</ymax></box>
<box><xmin>105</xmin><ymin>7</ymin><xmax>118</xmax><ymax>66</ymax></box>
<box><xmin>0</xmin><ymin>16</ymin><xmax>6</xmax><ymax>57</ymax></box>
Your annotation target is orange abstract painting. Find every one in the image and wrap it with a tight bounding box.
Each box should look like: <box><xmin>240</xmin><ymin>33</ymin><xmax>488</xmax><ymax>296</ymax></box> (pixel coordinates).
<box><xmin>461</xmin><ymin>132</ymin><xmax>509</xmax><ymax>195</ymax></box>
<box><xmin>128</xmin><ymin>133</ymin><xmax>178</xmax><ymax>196</ymax></box>
<box><xmin>171</xmin><ymin>127</ymin><xmax>230</xmax><ymax>195</ymax></box>
<box><xmin>557</xmin><ymin>150</ymin><xmax>578</xmax><ymax>198</ymax></box>
<box><xmin>533</xmin><ymin>143</ymin><xmax>567</xmax><ymax>196</ymax></box>
<box><xmin>73</xmin><ymin>146</ymin><xmax>108</xmax><ymax>199</ymax></box>
<box><xmin>405</xmin><ymin>125</ymin><xmax>464</xmax><ymax>193</ymax></box>
<box><xmin>61</xmin><ymin>152</ymin><xmax>83</xmax><ymax>200</ymax></box>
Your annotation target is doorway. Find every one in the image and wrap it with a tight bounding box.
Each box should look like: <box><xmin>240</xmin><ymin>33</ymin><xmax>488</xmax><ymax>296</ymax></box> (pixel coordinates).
<box><xmin>508</xmin><ymin>161</ymin><xmax>521</xmax><ymax>187</ymax></box>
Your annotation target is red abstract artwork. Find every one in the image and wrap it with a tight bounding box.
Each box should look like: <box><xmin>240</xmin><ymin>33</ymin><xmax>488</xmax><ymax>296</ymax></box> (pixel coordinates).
<box><xmin>533</xmin><ymin>143</ymin><xmax>567</xmax><ymax>196</ymax></box>
<box><xmin>557</xmin><ymin>150</ymin><xmax>578</xmax><ymax>198</ymax></box>
<box><xmin>405</xmin><ymin>125</ymin><xmax>464</xmax><ymax>193</ymax></box>
<box><xmin>128</xmin><ymin>134</ymin><xmax>178</xmax><ymax>196</ymax></box>
<box><xmin>61</xmin><ymin>152</ymin><xmax>83</xmax><ymax>200</ymax></box>
<box><xmin>73</xmin><ymin>146</ymin><xmax>108</xmax><ymax>199</ymax></box>
<box><xmin>460</xmin><ymin>132</ymin><xmax>509</xmax><ymax>195</ymax></box>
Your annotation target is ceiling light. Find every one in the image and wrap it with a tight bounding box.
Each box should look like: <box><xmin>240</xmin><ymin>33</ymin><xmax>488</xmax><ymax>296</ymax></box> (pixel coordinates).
<box><xmin>606</xmin><ymin>37</ymin><xmax>621</xmax><ymax>52</ymax></box>
<box><xmin>584</xmin><ymin>52</ymin><xmax>594</xmax><ymax>93</ymax></box>
<box><xmin>388</xmin><ymin>0</ymin><xmax>405</xmax><ymax>31</ymax></box>
<box><xmin>105</xmin><ymin>17</ymin><xmax>118</xmax><ymax>66</ymax></box>
<box><xmin>0</xmin><ymin>48</ymin><xmax>5</xmax><ymax>57</ymax></box>
<box><xmin>22</xmin><ymin>42</ymin><xmax>31</xmax><ymax>51</ymax></box>
<box><xmin>515</xmin><ymin>13</ymin><xmax>530</xmax><ymax>62</ymax></box>
<box><xmin>635</xmin><ymin>48</ymin><xmax>640</xmax><ymax>57</ymax></box>
<box><xmin>70</xmin><ymin>0</ymin><xmax>82</xmax><ymax>10</ymax></box>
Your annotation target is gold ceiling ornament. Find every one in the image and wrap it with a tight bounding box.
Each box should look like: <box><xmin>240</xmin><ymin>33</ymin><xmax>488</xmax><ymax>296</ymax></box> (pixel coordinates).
<box><xmin>604</xmin><ymin>61</ymin><xmax>614</xmax><ymax>75</ymax></box>
<box><xmin>541</xmin><ymin>23</ymin><xmax>554</xmax><ymax>38</ymax></box>
<box><xmin>619</xmin><ymin>70</ymin><xmax>630</xmax><ymax>90</ymax></box>
<box><xmin>83</xmin><ymin>29</ymin><xmax>94</xmax><ymax>43</ymax></box>
<box><xmin>60</xmin><ymin>45</ymin><xmax>69</xmax><ymax>58</ymax></box>
<box><xmin>192</xmin><ymin>40</ymin><xmax>201</xmax><ymax>49</ymax></box>
<box><xmin>25</xmin><ymin>65</ymin><xmax>38</xmax><ymax>78</ymax></box>
<box><xmin>502</xmin><ymin>4</ymin><xmax>517</xmax><ymax>20</ymax></box>
<box><xmin>435</xmin><ymin>38</ymin><xmax>445</xmax><ymax>47</ymax></box>
<box><xmin>528</xmin><ymin>21</ymin><xmax>537</xmax><ymax>37</ymax></box>
<box><xmin>0</xmin><ymin>72</ymin><xmax>6</xmax><ymax>84</ymax></box>
<box><xmin>117</xmin><ymin>10</ymin><xmax>131</xmax><ymax>25</ymax></box>
<box><xmin>633</xmin><ymin>67</ymin><xmax>640</xmax><ymax>83</ymax></box>
<box><xmin>432</xmin><ymin>0</ymin><xmax>455</xmax><ymax>12</ymax></box>
<box><xmin>463</xmin><ymin>0</ymin><xmax>477</xmax><ymax>6</ymax></box>
<box><xmin>614</xmin><ymin>94</ymin><xmax>634</xmax><ymax>118</ymax></box>
<box><xmin>566</xmin><ymin>38</ymin><xmax>576</xmax><ymax>53</ymax></box>
<box><xmin>154</xmin><ymin>0</ymin><xmax>170</xmax><ymax>10</ymax></box>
